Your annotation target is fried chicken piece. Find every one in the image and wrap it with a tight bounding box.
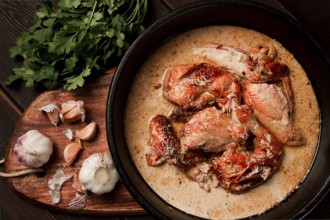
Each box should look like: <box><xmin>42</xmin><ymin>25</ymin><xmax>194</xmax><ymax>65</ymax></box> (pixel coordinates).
<box><xmin>146</xmin><ymin>115</ymin><xmax>180</xmax><ymax>166</ymax></box>
<box><xmin>163</xmin><ymin>63</ymin><xmax>241</xmax><ymax>110</ymax></box>
<box><xmin>180</xmin><ymin>107</ymin><xmax>249</xmax><ymax>154</ymax></box>
<box><xmin>146</xmin><ymin>115</ymin><xmax>209</xmax><ymax>169</ymax></box>
<box><xmin>193</xmin><ymin>44</ymin><xmax>288</xmax><ymax>83</ymax></box>
<box><xmin>212</xmin><ymin>104</ymin><xmax>283</xmax><ymax>193</ymax></box>
<box><xmin>242</xmin><ymin>80</ymin><xmax>305</xmax><ymax>145</ymax></box>
<box><xmin>212</xmin><ymin>134</ymin><xmax>283</xmax><ymax>193</ymax></box>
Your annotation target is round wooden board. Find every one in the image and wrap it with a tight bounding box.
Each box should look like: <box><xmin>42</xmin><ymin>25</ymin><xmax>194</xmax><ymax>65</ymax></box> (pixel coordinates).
<box><xmin>3</xmin><ymin>69</ymin><xmax>145</xmax><ymax>215</ymax></box>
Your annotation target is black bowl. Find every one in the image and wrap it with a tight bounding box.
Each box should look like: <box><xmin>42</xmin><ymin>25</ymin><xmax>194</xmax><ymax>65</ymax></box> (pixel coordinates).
<box><xmin>106</xmin><ymin>0</ymin><xmax>330</xmax><ymax>219</ymax></box>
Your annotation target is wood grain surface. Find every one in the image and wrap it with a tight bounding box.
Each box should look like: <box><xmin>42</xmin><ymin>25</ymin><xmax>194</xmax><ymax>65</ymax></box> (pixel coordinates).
<box><xmin>4</xmin><ymin>69</ymin><xmax>145</xmax><ymax>215</ymax></box>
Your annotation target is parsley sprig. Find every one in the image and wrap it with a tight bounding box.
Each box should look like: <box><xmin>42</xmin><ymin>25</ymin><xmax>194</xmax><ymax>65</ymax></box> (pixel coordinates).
<box><xmin>5</xmin><ymin>0</ymin><xmax>147</xmax><ymax>90</ymax></box>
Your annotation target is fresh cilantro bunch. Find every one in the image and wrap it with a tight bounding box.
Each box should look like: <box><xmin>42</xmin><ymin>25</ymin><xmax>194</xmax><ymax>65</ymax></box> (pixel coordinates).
<box><xmin>5</xmin><ymin>0</ymin><xmax>147</xmax><ymax>90</ymax></box>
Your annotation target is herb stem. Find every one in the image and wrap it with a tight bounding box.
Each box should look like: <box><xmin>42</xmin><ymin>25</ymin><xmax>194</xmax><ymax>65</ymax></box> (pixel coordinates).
<box><xmin>77</xmin><ymin>0</ymin><xmax>99</xmax><ymax>42</ymax></box>
<box><xmin>87</xmin><ymin>0</ymin><xmax>98</xmax><ymax>27</ymax></box>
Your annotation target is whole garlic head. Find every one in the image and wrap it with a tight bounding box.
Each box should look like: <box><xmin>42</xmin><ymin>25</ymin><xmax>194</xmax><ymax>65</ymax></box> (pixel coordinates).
<box><xmin>79</xmin><ymin>153</ymin><xmax>119</xmax><ymax>195</ymax></box>
<box><xmin>14</xmin><ymin>130</ymin><xmax>53</xmax><ymax>168</ymax></box>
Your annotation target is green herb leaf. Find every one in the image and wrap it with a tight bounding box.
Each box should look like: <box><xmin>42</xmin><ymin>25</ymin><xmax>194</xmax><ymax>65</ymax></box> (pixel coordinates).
<box><xmin>9</xmin><ymin>45</ymin><xmax>23</xmax><ymax>58</ymax></box>
<box><xmin>43</xmin><ymin>18</ymin><xmax>56</xmax><ymax>28</ymax></box>
<box><xmin>58</xmin><ymin>0</ymin><xmax>81</xmax><ymax>9</ymax></box>
<box><xmin>6</xmin><ymin>0</ymin><xmax>148</xmax><ymax>90</ymax></box>
<box><xmin>65</xmin><ymin>55</ymin><xmax>79</xmax><ymax>71</ymax></box>
<box><xmin>36</xmin><ymin>2</ymin><xmax>51</xmax><ymax>18</ymax></box>
<box><xmin>31</xmin><ymin>28</ymin><xmax>53</xmax><ymax>43</ymax></box>
<box><xmin>64</xmin><ymin>66</ymin><xmax>91</xmax><ymax>90</ymax></box>
<box><xmin>105</xmin><ymin>0</ymin><xmax>125</xmax><ymax>15</ymax></box>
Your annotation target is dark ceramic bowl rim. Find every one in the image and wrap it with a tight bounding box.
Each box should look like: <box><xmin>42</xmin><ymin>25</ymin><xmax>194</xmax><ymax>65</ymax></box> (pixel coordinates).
<box><xmin>107</xmin><ymin>0</ymin><xmax>330</xmax><ymax>219</ymax></box>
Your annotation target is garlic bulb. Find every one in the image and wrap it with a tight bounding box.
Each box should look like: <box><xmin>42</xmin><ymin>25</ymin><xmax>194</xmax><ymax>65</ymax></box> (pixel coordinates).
<box><xmin>14</xmin><ymin>130</ymin><xmax>53</xmax><ymax>168</ymax></box>
<box><xmin>79</xmin><ymin>153</ymin><xmax>119</xmax><ymax>195</ymax></box>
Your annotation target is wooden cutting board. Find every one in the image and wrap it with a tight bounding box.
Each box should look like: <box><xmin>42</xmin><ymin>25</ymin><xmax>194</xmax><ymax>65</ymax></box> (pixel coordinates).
<box><xmin>3</xmin><ymin>68</ymin><xmax>146</xmax><ymax>215</ymax></box>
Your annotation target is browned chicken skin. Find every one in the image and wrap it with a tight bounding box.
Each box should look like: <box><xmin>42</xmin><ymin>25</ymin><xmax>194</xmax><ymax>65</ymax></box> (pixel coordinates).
<box><xmin>146</xmin><ymin>44</ymin><xmax>304</xmax><ymax>193</ymax></box>
<box><xmin>146</xmin><ymin>106</ymin><xmax>283</xmax><ymax>193</ymax></box>
<box><xmin>212</xmin><ymin>135</ymin><xmax>282</xmax><ymax>193</ymax></box>
<box><xmin>243</xmin><ymin>80</ymin><xmax>305</xmax><ymax>146</ymax></box>
<box><xmin>193</xmin><ymin>45</ymin><xmax>289</xmax><ymax>83</ymax></box>
<box><xmin>146</xmin><ymin>115</ymin><xmax>180</xmax><ymax>166</ymax></box>
<box><xmin>163</xmin><ymin>63</ymin><xmax>241</xmax><ymax>110</ymax></box>
<box><xmin>146</xmin><ymin>115</ymin><xmax>208</xmax><ymax>169</ymax></box>
<box><xmin>180</xmin><ymin>106</ymin><xmax>249</xmax><ymax>154</ymax></box>
<box><xmin>212</xmin><ymin>104</ymin><xmax>283</xmax><ymax>193</ymax></box>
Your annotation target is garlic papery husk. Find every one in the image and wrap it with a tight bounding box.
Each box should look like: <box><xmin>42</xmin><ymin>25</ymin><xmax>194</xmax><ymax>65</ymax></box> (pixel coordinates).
<box><xmin>72</xmin><ymin>173</ymin><xmax>86</xmax><ymax>193</ymax></box>
<box><xmin>39</xmin><ymin>103</ymin><xmax>61</xmax><ymax>126</ymax></box>
<box><xmin>79</xmin><ymin>153</ymin><xmax>119</xmax><ymax>195</ymax></box>
<box><xmin>68</xmin><ymin>192</ymin><xmax>87</xmax><ymax>210</ymax></box>
<box><xmin>76</xmin><ymin>101</ymin><xmax>86</xmax><ymax>122</ymax></box>
<box><xmin>14</xmin><ymin>130</ymin><xmax>53</xmax><ymax>168</ymax></box>
<box><xmin>63</xmin><ymin>128</ymin><xmax>74</xmax><ymax>140</ymax></box>
<box><xmin>48</xmin><ymin>168</ymin><xmax>74</xmax><ymax>204</ymax></box>
<box><xmin>69</xmin><ymin>174</ymin><xmax>87</xmax><ymax>210</ymax></box>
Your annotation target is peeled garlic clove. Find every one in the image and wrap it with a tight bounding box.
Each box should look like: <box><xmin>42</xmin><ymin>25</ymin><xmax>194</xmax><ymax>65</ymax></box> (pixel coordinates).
<box><xmin>79</xmin><ymin>153</ymin><xmax>119</xmax><ymax>195</ymax></box>
<box><xmin>60</xmin><ymin>100</ymin><xmax>77</xmax><ymax>115</ymax></box>
<box><xmin>14</xmin><ymin>130</ymin><xmax>53</xmax><ymax>168</ymax></box>
<box><xmin>64</xmin><ymin>143</ymin><xmax>82</xmax><ymax>164</ymax></box>
<box><xmin>39</xmin><ymin>103</ymin><xmax>60</xmax><ymax>126</ymax></box>
<box><xmin>62</xmin><ymin>107</ymin><xmax>82</xmax><ymax>123</ymax></box>
<box><xmin>76</xmin><ymin>121</ymin><xmax>97</xmax><ymax>141</ymax></box>
<box><xmin>60</xmin><ymin>100</ymin><xmax>86</xmax><ymax>123</ymax></box>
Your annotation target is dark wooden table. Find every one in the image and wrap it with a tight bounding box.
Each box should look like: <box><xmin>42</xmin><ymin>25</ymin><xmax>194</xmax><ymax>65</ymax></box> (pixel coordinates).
<box><xmin>1</xmin><ymin>0</ymin><xmax>329</xmax><ymax>219</ymax></box>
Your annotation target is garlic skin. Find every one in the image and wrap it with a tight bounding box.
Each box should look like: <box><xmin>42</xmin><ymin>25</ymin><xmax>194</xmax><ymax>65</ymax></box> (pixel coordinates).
<box><xmin>79</xmin><ymin>153</ymin><xmax>119</xmax><ymax>195</ymax></box>
<box><xmin>39</xmin><ymin>103</ymin><xmax>61</xmax><ymax>126</ymax></box>
<box><xmin>63</xmin><ymin>128</ymin><xmax>74</xmax><ymax>140</ymax></box>
<box><xmin>68</xmin><ymin>192</ymin><xmax>87</xmax><ymax>210</ymax></box>
<box><xmin>48</xmin><ymin>169</ymin><xmax>74</xmax><ymax>204</ymax></box>
<box><xmin>14</xmin><ymin>130</ymin><xmax>53</xmax><ymax>168</ymax></box>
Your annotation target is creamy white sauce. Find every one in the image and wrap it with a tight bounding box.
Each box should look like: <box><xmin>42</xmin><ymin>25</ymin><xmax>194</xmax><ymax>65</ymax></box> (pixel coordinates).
<box><xmin>124</xmin><ymin>26</ymin><xmax>320</xmax><ymax>219</ymax></box>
